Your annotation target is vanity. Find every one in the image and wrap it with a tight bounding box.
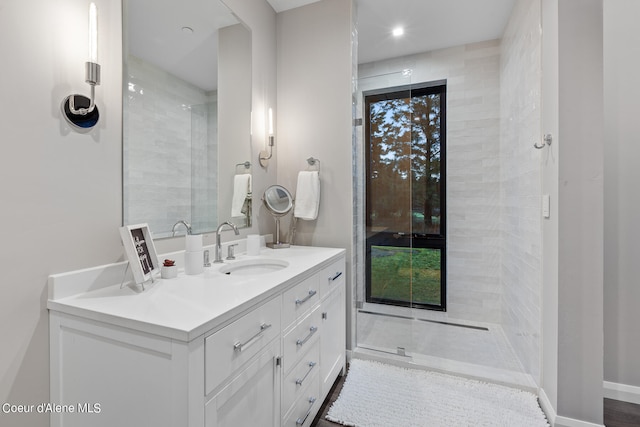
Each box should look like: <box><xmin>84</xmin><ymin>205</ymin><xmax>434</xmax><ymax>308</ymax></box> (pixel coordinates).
<box><xmin>48</xmin><ymin>244</ymin><xmax>346</xmax><ymax>427</ymax></box>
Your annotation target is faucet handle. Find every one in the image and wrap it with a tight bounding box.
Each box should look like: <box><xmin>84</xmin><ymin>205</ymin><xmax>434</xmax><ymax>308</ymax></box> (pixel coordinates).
<box><xmin>227</xmin><ymin>244</ymin><xmax>239</xmax><ymax>260</ymax></box>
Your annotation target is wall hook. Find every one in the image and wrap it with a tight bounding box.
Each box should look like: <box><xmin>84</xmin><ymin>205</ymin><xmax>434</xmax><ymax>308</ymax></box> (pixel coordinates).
<box><xmin>534</xmin><ymin>134</ymin><xmax>552</xmax><ymax>149</ymax></box>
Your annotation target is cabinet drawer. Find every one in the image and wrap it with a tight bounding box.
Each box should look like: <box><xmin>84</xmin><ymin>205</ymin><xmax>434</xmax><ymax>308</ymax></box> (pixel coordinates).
<box><xmin>282</xmin><ymin>339</ymin><xmax>320</xmax><ymax>413</ymax></box>
<box><xmin>319</xmin><ymin>258</ymin><xmax>345</xmax><ymax>299</ymax></box>
<box><xmin>282</xmin><ymin>274</ymin><xmax>320</xmax><ymax>329</ymax></box>
<box><xmin>283</xmin><ymin>305</ymin><xmax>322</xmax><ymax>374</ymax></box>
<box><xmin>205</xmin><ymin>296</ymin><xmax>281</xmax><ymax>395</ymax></box>
<box><xmin>282</xmin><ymin>373</ymin><xmax>320</xmax><ymax>427</ymax></box>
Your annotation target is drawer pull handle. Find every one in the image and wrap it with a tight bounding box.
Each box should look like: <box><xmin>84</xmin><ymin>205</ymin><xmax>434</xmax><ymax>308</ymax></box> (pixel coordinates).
<box><xmin>295</xmin><ymin>290</ymin><xmax>317</xmax><ymax>306</ymax></box>
<box><xmin>233</xmin><ymin>323</ymin><xmax>272</xmax><ymax>352</ymax></box>
<box><xmin>296</xmin><ymin>326</ymin><xmax>318</xmax><ymax>347</ymax></box>
<box><xmin>329</xmin><ymin>271</ymin><xmax>343</xmax><ymax>282</ymax></box>
<box><xmin>296</xmin><ymin>397</ymin><xmax>317</xmax><ymax>426</ymax></box>
<box><xmin>295</xmin><ymin>361</ymin><xmax>317</xmax><ymax>386</ymax></box>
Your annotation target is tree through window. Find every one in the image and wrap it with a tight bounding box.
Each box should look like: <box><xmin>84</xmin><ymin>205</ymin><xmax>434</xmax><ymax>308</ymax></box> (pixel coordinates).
<box><xmin>365</xmin><ymin>82</ymin><xmax>447</xmax><ymax>310</ymax></box>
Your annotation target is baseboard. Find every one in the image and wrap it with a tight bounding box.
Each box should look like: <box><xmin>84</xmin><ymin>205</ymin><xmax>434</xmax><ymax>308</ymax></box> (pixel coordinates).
<box><xmin>553</xmin><ymin>416</ymin><xmax>604</xmax><ymax>427</ymax></box>
<box><xmin>603</xmin><ymin>380</ymin><xmax>640</xmax><ymax>405</ymax></box>
<box><xmin>538</xmin><ymin>388</ymin><xmax>556</xmax><ymax>426</ymax></box>
<box><xmin>538</xmin><ymin>388</ymin><xmax>605</xmax><ymax>427</ymax></box>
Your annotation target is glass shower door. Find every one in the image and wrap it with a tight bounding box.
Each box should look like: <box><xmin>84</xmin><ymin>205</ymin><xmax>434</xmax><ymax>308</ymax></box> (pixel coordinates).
<box><xmin>356</xmin><ymin>71</ymin><xmax>416</xmax><ymax>356</ymax></box>
<box><xmin>355</xmin><ymin>71</ymin><xmax>446</xmax><ymax>358</ymax></box>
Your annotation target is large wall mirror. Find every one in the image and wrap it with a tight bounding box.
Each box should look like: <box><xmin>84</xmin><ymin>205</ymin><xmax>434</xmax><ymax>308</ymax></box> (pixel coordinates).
<box><xmin>123</xmin><ymin>0</ymin><xmax>252</xmax><ymax>238</ymax></box>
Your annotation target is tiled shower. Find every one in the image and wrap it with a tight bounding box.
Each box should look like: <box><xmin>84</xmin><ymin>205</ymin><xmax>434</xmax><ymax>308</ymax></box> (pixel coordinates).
<box><xmin>352</xmin><ymin>0</ymin><xmax>542</xmax><ymax>389</ymax></box>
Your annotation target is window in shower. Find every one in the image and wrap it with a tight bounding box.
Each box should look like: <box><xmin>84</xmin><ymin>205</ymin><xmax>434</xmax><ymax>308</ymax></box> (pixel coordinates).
<box><xmin>365</xmin><ymin>82</ymin><xmax>446</xmax><ymax>310</ymax></box>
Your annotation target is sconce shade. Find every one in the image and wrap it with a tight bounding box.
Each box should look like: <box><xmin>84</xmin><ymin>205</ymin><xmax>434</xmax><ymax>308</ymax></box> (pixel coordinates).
<box><xmin>88</xmin><ymin>3</ymin><xmax>98</xmax><ymax>63</ymax></box>
<box><xmin>61</xmin><ymin>3</ymin><xmax>101</xmax><ymax>132</ymax></box>
<box><xmin>260</xmin><ymin>107</ymin><xmax>275</xmax><ymax>167</ymax></box>
<box><xmin>62</xmin><ymin>94</ymin><xmax>100</xmax><ymax>130</ymax></box>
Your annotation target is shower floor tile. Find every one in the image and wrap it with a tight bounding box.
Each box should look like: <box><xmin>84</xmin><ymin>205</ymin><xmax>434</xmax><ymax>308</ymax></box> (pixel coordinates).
<box><xmin>356</xmin><ymin>309</ymin><xmax>536</xmax><ymax>390</ymax></box>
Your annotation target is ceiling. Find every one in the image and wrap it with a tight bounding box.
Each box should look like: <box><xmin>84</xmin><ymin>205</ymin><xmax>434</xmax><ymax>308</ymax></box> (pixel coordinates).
<box><xmin>268</xmin><ymin>0</ymin><xmax>517</xmax><ymax>64</ymax></box>
<box><xmin>130</xmin><ymin>0</ymin><xmax>517</xmax><ymax>91</ymax></box>
<box><xmin>127</xmin><ymin>0</ymin><xmax>237</xmax><ymax>91</ymax></box>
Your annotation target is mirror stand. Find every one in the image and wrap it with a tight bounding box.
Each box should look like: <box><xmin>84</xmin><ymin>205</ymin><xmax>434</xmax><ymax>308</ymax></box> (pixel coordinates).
<box><xmin>263</xmin><ymin>185</ymin><xmax>294</xmax><ymax>249</ymax></box>
<box><xmin>268</xmin><ymin>217</ymin><xmax>290</xmax><ymax>249</ymax></box>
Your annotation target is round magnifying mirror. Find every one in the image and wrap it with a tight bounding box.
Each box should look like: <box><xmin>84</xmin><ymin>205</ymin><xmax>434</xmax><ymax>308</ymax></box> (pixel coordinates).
<box><xmin>262</xmin><ymin>185</ymin><xmax>293</xmax><ymax>248</ymax></box>
<box><xmin>263</xmin><ymin>185</ymin><xmax>293</xmax><ymax>216</ymax></box>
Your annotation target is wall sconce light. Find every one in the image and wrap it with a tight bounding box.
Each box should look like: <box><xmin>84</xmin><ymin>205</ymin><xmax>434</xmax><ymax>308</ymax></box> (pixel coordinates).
<box><xmin>62</xmin><ymin>2</ymin><xmax>101</xmax><ymax>131</ymax></box>
<box><xmin>259</xmin><ymin>108</ymin><xmax>275</xmax><ymax>167</ymax></box>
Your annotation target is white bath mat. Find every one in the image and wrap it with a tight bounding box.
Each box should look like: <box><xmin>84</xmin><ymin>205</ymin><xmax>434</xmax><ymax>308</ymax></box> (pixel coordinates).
<box><xmin>326</xmin><ymin>359</ymin><xmax>549</xmax><ymax>427</ymax></box>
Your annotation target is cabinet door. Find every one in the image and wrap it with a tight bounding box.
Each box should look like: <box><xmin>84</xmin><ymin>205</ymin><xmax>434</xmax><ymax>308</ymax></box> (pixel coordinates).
<box><xmin>320</xmin><ymin>284</ymin><xmax>346</xmax><ymax>397</ymax></box>
<box><xmin>205</xmin><ymin>339</ymin><xmax>280</xmax><ymax>427</ymax></box>
<box><xmin>205</xmin><ymin>296</ymin><xmax>281</xmax><ymax>395</ymax></box>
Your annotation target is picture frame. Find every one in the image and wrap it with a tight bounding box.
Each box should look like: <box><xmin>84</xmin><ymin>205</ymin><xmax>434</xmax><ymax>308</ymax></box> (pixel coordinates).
<box><xmin>119</xmin><ymin>223</ymin><xmax>160</xmax><ymax>285</ymax></box>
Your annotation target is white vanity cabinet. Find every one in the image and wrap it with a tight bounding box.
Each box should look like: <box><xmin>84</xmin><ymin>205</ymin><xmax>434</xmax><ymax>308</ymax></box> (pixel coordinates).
<box><xmin>48</xmin><ymin>311</ymin><xmax>197</xmax><ymax>427</ymax></box>
<box><xmin>279</xmin><ymin>257</ymin><xmax>346</xmax><ymax>426</ymax></box>
<box><xmin>319</xmin><ymin>260</ymin><xmax>346</xmax><ymax>397</ymax></box>
<box><xmin>204</xmin><ymin>296</ymin><xmax>282</xmax><ymax>427</ymax></box>
<box><xmin>48</xmin><ymin>246</ymin><xmax>346</xmax><ymax>427</ymax></box>
<box><xmin>205</xmin><ymin>338</ymin><xmax>281</xmax><ymax>427</ymax></box>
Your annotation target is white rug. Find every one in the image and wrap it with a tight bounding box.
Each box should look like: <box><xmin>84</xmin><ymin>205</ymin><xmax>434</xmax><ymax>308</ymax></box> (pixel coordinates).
<box><xmin>326</xmin><ymin>359</ymin><xmax>549</xmax><ymax>427</ymax></box>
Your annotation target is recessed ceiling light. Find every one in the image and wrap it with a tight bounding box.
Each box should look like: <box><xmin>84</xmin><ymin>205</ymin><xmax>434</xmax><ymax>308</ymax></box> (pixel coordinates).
<box><xmin>182</xmin><ymin>26</ymin><xmax>194</xmax><ymax>34</ymax></box>
<box><xmin>392</xmin><ymin>27</ymin><xmax>404</xmax><ymax>37</ymax></box>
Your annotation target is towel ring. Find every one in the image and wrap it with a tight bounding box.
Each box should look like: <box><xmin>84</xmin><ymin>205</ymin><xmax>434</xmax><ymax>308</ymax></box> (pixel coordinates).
<box><xmin>306</xmin><ymin>157</ymin><xmax>320</xmax><ymax>173</ymax></box>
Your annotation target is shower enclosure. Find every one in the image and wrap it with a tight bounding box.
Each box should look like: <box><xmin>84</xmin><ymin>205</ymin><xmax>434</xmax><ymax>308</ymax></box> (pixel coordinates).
<box><xmin>353</xmin><ymin>70</ymin><xmax>536</xmax><ymax>389</ymax></box>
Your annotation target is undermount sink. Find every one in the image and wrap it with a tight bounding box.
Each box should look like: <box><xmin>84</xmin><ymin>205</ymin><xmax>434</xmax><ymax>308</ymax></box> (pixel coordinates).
<box><xmin>219</xmin><ymin>258</ymin><xmax>289</xmax><ymax>276</ymax></box>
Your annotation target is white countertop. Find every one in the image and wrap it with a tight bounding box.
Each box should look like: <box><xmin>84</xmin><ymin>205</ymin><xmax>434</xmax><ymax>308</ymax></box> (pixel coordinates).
<box><xmin>48</xmin><ymin>245</ymin><xmax>345</xmax><ymax>342</ymax></box>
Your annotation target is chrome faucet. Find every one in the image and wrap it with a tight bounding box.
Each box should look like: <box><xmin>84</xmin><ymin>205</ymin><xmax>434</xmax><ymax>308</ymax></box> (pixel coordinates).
<box><xmin>214</xmin><ymin>221</ymin><xmax>239</xmax><ymax>263</ymax></box>
<box><xmin>172</xmin><ymin>220</ymin><xmax>192</xmax><ymax>236</ymax></box>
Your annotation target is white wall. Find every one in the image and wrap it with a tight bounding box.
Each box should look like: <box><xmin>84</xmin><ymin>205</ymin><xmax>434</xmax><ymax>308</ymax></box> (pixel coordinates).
<box><xmin>556</xmin><ymin>0</ymin><xmax>604</xmax><ymax>423</ymax></box>
<box><xmin>540</xmin><ymin>0</ymin><xmax>560</xmax><ymax>414</ymax></box>
<box><xmin>603</xmin><ymin>0</ymin><xmax>640</xmax><ymax>397</ymax></box>
<box><xmin>358</xmin><ymin>41</ymin><xmax>503</xmax><ymax>324</ymax></box>
<box><xmin>218</xmin><ymin>23</ymin><xmax>252</xmax><ymax>228</ymax></box>
<box><xmin>275</xmin><ymin>0</ymin><xmax>354</xmax><ymax>342</ymax></box>
<box><xmin>499</xmin><ymin>0</ymin><xmax>542</xmax><ymax>385</ymax></box>
<box><xmin>0</xmin><ymin>1</ymin><xmax>123</xmax><ymax>426</ymax></box>
<box><xmin>0</xmin><ymin>1</ymin><xmax>276</xmax><ymax>426</ymax></box>
<box><xmin>540</xmin><ymin>0</ymin><xmax>604</xmax><ymax>425</ymax></box>
<box><xmin>223</xmin><ymin>0</ymin><xmax>279</xmax><ymax>239</ymax></box>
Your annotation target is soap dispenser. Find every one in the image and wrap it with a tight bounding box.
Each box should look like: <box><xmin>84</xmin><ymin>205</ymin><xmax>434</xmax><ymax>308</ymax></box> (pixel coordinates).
<box><xmin>184</xmin><ymin>234</ymin><xmax>204</xmax><ymax>275</ymax></box>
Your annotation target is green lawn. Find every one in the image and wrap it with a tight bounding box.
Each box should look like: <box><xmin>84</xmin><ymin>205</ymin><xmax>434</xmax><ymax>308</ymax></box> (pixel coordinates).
<box><xmin>370</xmin><ymin>246</ymin><xmax>441</xmax><ymax>306</ymax></box>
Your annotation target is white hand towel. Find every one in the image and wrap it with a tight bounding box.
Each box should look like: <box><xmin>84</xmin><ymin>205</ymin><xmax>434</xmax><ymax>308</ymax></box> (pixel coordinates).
<box><xmin>231</xmin><ymin>174</ymin><xmax>251</xmax><ymax>217</ymax></box>
<box><xmin>294</xmin><ymin>171</ymin><xmax>320</xmax><ymax>220</ymax></box>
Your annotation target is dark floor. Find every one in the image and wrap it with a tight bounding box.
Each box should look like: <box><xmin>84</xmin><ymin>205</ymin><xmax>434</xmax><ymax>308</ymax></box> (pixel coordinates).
<box><xmin>604</xmin><ymin>398</ymin><xmax>640</xmax><ymax>427</ymax></box>
<box><xmin>311</xmin><ymin>369</ymin><xmax>346</xmax><ymax>427</ymax></box>
<box><xmin>311</xmin><ymin>369</ymin><xmax>640</xmax><ymax>427</ymax></box>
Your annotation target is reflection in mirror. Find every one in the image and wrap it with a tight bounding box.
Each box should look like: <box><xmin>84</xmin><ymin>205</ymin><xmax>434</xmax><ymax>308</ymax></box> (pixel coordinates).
<box><xmin>122</xmin><ymin>0</ymin><xmax>252</xmax><ymax>238</ymax></box>
<box><xmin>263</xmin><ymin>185</ymin><xmax>293</xmax><ymax>249</ymax></box>
<box><xmin>263</xmin><ymin>185</ymin><xmax>293</xmax><ymax>215</ymax></box>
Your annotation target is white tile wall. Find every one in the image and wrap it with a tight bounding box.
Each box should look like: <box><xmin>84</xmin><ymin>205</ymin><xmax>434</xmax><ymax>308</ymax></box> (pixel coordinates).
<box><xmin>499</xmin><ymin>0</ymin><xmax>542</xmax><ymax>384</ymax></box>
<box><xmin>123</xmin><ymin>56</ymin><xmax>218</xmax><ymax>237</ymax></box>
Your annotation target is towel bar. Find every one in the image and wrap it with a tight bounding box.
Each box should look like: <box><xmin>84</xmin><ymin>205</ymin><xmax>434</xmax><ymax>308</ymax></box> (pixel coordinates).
<box><xmin>235</xmin><ymin>161</ymin><xmax>251</xmax><ymax>173</ymax></box>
